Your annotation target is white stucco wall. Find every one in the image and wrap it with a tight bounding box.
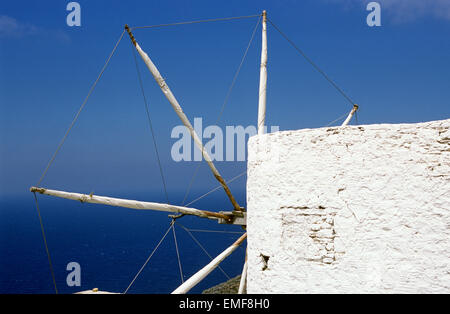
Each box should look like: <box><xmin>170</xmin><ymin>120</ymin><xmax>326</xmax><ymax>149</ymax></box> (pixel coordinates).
<box><xmin>246</xmin><ymin>119</ymin><xmax>450</xmax><ymax>293</ymax></box>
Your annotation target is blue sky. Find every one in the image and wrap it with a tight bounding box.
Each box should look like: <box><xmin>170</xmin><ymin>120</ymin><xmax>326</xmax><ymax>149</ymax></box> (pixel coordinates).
<box><xmin>0</xmin><ymin>0</ymin><xmax>449</xmax><ymax>204</ymax></box>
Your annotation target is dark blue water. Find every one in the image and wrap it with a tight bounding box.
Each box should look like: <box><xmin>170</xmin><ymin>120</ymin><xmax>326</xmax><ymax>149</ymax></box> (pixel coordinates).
<box><xmin>0</xmin><ymin>192</ymin><xmax>246</xmax><ymax>294</ymax></box>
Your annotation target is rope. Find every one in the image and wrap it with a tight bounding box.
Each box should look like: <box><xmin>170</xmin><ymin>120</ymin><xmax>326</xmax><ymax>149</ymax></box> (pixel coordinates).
<box><xmin>215</xmin><ymin>15</ymin><xmax>262</xmax><ymax>123</ymax></box>
<box><xmin>130</xmin><ymin>40</ymin><xmax>170</xmax><ymax>204</ymax></box>
<box><xmin>182</xmin><ymin>228</ymin><xmax>245</xmax><ymax>235</ymax></box>
<box><xmin>267</xmin><ymin>18</ymin><xmax>357</xmax><ymax>108</ymax></box>
<box><xmin>36</xmin><ymin>30</ymin><xmax>126</xmax><ymax>186</ymax></box>
<box><xmin>175</xmin><ymin>222</ymin><xmax>231</xmax><ymax>280</ymax></box>
<box><xmin>324</xmin><ymin>111</ymin><xmax>350</xmax><ymax>127</ymax></box>
<box><xmin>182</xmin><ymin>165</ymin><xmax>202</xmax><ymax>206</ymax></box>
<box><xmin>123</xmin><ymin>223</ymin><xmax>172</xmax><ymax>294</ymax></box>
<box><xmin>171</xmin><ymin>222</ymin><xmax>184</xmax><ymax>283</ymax></box>
<box><xmin>185</xmin><ymin>171</ymin><xmax>246</xmax><ymax>207</ymax></box>
<box><xmin>181</xmin><ymin>16</ymin><xmax>260</xmax><ymax>205</ymax></box>
<box><xmin>33</xmin><ymin>192</ymin><xmax>58</xmax><ymax>294</ymax></box>
<box><xmin>130</xmin><ymin>14</ymin><xmax>262</xmax><ymax>30</ymax></box>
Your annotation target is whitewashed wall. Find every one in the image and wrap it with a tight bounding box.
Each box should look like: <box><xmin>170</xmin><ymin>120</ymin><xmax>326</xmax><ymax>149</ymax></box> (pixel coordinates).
<box><xmin>246</xmin><ymin>119</ymin><xmax>450</xmax><ymax>293</ymax></box>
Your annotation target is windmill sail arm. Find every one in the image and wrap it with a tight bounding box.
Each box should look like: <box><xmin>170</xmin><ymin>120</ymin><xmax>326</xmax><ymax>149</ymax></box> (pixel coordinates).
<box><xmin>257</xmin><ymin>10</ymin><xmax>267</xmax><ymax>135</ymax></box>
<box><xmin>238</xmin><ymin>254</ymin><xmax>248</xmax><ymax>294</ymax></box>
<box><xmin>171</xmin><ymin>233</ymin><xmax>247</xmax><ymax>294</ymax></box>
<box><xmin>124</xmin><ymin>25</ymin><xmax>242</xmax><ymax>212</ymax></box>
<box><xmin>30</xmin><ymin>186</ymin><xmax>231</xmax><ymax>221</ymax></box>
<box><xmin>341</xmin><ymin>104</ymin><xmax>359</xmax><ymax>126</ymax></box>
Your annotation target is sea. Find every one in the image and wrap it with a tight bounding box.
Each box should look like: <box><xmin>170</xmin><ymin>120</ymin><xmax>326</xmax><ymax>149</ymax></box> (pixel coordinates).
<box><xmin>0</xmin><ymin>192</ymin><xmax>246</xmax><ymax>294</ymax></box>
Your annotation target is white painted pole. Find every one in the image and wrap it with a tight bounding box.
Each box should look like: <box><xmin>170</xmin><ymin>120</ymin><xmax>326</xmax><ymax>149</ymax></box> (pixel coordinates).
<box><xmin>341</xmin><ymin>104</ymin><xmax>359</xmax><ymax>126</ymax></box>
<box><xmin>238</xmin><ymin>256</ymin><xmax>248</xmax><ymax>294</ymax></box>
<box><xmin>125</xmin><ymin>25</ymin><xmax>242</xmax><ymax>212</ymax></box>
<box><xmin>257</xmin><ymin>10</ymin><xmax>268</xmax><ymax>135</ymax></box>
<box><xmin>30</xmin><ymin>186</ymin><xmax>230</xmax><ymax>221</ymax></box>
<box><xmin>171</xmin><ymin>233</ymin><xmax>247</xmax><ymax>294</ymax></box>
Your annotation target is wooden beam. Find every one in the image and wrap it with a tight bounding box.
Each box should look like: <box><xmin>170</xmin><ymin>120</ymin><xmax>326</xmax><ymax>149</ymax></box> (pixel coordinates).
<box><xmin>125</xmin><ymin>25</ymin><xmax>242</xmax><ymax>212</ymax></box>
<box><xmin>171</xmin><ymin>233</ymin><xmax>247</xmax><ymax>294</ymax></box>
<box><xmin>30</xmin><ymin>186</ymin><xmax>231</xmax><ymax>221</ymax></box>
<box><xmin>341</xmin><ymin>104</ymin><xmax>359</xmax><ymax>126</ymax></box>
<box><xmin>257</xmin><ymin>10</ymin><xmax>268</xmax><ymax>135</ymax></box>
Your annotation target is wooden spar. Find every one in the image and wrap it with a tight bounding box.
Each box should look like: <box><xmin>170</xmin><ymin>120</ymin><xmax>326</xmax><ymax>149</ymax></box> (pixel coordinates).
<box><xmin>341</xmin><ymin>104</ymin><xmax>359</xmax><ymax>126</ymax></box>
<box><xmin>30</xmin><ymin>186</ymin><xmax>231</xmax><ymax>221</ymax></box>
<box><xmin>238</xmin><ymin>254</ymin><xmax>248</xmax><ymax>294</ymax></box>
<box><xmin>125</xmin><ymin>25</ymin><xmax>242</xmax><ymax>212</ymax></box>
<box><xmin>257</xmin><ymin>10</ymin><xmax>268</xmax><ymax>135</ymax></box>
<box><xmin>171</xmin><ymin>233</ymin><xmax>247</xmax><ymax>294</ymax></box>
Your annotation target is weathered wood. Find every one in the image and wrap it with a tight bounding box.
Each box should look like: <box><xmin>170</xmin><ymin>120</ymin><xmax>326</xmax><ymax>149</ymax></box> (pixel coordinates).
<box><xmin>125</xmin><ymin>25</ymin><xmax>242</xmax><ymax>212</ymax></box>
<box><xmin>30</xmin><ymin>186</ymin><xmax>231</xmax><ymax>221</ymax></box>
<box><xmin>257</xmin><ymin>10</ymin><xmax>268</xmax><ymax>135</ymax></box>
<box><xmin>341</xmin><ymin>104</ymin><xmax>359</xmax><ymax>126</ymax></box>
<box><xmin>171</xmin><ymin>233</ymin><xmax>247</xmax><ymax>294</ymax></box>
<box><xmin>238</xmin><ymin>256</ymin><xmax>248</xmax><ymax>294</ymax></box>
